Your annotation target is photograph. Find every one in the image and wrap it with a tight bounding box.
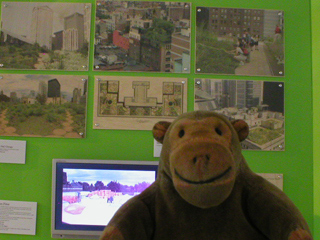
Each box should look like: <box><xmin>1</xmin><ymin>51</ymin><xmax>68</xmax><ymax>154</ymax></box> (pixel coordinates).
<box><xmin>196</xmin><ymin>7</ymin><xmax>284</xmax><ymax>77</ymax></box>
<box><xmin>195</xmin><ymin>78</ymin><xmax>285</xmax><ymax>151</ymax></box>
<box><xmin>93</xmin><ymin>76</ymin><xmax>187</xmax><ymax>130</ymax></box>
<box><xmin>94</xmin><ymin>0</ymin><xmax>191</xmax><ymax>72</ymax></box>
<box><xmin>0</xmin><ymin>74</ymin><xmax>87</xmax><ymax>138</ymax></box>
<box><xmin>0</xmin><ymin>2</ymin><xmax>91</xmax><ymax>70</ymax></box>
<box><xmin>61</xmin><ymin>168</ymin><xmax>155</xmax><ymax>225</ymax></box>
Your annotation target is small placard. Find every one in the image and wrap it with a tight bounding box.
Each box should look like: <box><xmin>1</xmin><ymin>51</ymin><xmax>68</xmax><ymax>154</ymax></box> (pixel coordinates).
<box><xmin>153</xmin><ymin>139</ymin><xmax>162</xmax><ymax>157</ymax></box>
<box><xmin>257</xmin><ymin>173</ymin><xmax>283</xmax><ymax>190</ymax></box>
<box><xmin>0</xmin><ymin>140</ymin><xmax>26</xmax><ymax>164</ymax></box>
<box><xmin>0</xmin><ymin>200</ymin><xmax>37</xmax><ymax>235</ymax></box>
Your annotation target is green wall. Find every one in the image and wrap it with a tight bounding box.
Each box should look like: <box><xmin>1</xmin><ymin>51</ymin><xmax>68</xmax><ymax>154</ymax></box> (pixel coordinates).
<box><xmin>0</xmin><ymin>0</ymin><xmax>314</xmax><ymax>239</ymax></box>
<box><xmin>312</xmin><ymin>0</ymin><xmax>320</xmax><ymax>238</ymax></box>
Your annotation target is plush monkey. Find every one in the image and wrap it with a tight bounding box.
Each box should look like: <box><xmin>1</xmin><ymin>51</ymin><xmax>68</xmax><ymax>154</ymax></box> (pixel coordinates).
<box><xmin>100</xmin><ymin>111</ymin><xmax>312</xmax><ymax>240</ymax></box>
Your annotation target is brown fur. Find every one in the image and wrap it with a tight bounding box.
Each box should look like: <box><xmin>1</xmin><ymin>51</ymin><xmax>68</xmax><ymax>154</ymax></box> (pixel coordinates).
<box><xmin>100</xmin><ymin>111</ymin><xmax>312</xmax><ymax>240</ymax></box>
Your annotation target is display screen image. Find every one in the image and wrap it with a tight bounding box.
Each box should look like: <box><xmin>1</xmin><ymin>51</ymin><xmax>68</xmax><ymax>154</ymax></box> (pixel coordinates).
<box><xmin>52</xmin><ymin>159</ymin><xmax>158</xmax><ymax>239</ymax></box>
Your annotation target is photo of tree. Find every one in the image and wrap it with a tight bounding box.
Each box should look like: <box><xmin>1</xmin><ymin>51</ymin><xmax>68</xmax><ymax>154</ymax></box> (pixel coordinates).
<box><xmin>0</xmin><ymin>74</ymin><xmax>87</xmax><ymax>138</ymax></box>
<box><xmin>196</xmin><ymin>7</ymin><xmax>284</xmax><ymax>77</ymax></box>
<box><xmin>0</xmin><ymin>2</ymin><xmax>91</xmax><ymax>71</ymax></box>
<box><xmin>195</xmin><ymin>79</ymin><xmax>285</xmax><ymax>151</ymax></box>
<box><xmin>94</xmin><ymin>0</ymin><xmax>191</xmax><ymax>72</ymax></box>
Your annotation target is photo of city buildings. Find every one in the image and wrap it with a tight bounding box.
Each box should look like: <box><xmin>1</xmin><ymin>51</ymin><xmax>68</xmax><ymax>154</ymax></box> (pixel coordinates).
<box><xmin>94</xmin><ymin>0</ymin><xmax>191</xmax><ymax>72</ymax></box>
<box><xmin>195</xmin><ymin>79</ymin><xmax>285</xmax><ymax>151</ymax></box>
<box><xmin>196</xmin><ymin>7</ymin><xmax>284</xmax><ymax>77</ymax></box>
<box><xmin>0</xmin><ymin>74</ymin><xmax>87</xmax><ymax>138</ymax></box>
<box><xmin>0</xmin><ymin>2</ymin><xmax>91</xmax><ymax>70</ymax></box>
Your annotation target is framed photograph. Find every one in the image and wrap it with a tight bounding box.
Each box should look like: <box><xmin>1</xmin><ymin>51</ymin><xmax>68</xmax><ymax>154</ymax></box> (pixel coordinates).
<box><xmin>196</xmin><ymin>7</ymin><xmax>284</xmax><ymax>77</ymax></box>
<box><xmin>0</xmin><ymin>74</ymin><xmax>88</xmax><ymax>138</ymax></box>
<box><xmin>0</xmin><ymin>2</ymin><xmax>91</xmax><ymax>71</ymax></box>
<box><xmin>94</xmin><ymin>1</ymin><xmax>191</xmax><ymax>73</ymax></box>
<box><xmin>194</xmin><ymin>78</ymin><xmax>285</xmax><ymax>151</ymax></box>
<box><xmin>93</xmin><ymin>76</ymin><xmax>187</xmax><ymax>130</ymax></box>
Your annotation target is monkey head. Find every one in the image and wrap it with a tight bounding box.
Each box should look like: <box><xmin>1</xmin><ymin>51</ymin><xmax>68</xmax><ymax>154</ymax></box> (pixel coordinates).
<box><xmin>152</xmin><ymin>111</ymin><xmax>249</xmax><ymax>209</ymax></box>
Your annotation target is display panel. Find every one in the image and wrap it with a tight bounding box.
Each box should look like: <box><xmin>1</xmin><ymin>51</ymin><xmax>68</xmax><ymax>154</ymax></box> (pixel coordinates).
<box><xmin>194</xmin><ymin>79</ymin><xmax>285</xmax><ymax>151</ymax></box>
<box><xmin>93</xmin><ymin>75</ymin><xmax>187</xmax><ymax>130</ymax></box>
<box><xmin>196</xmin><ymin>7</ymin><xmax>284</xmax><ymax>77</ymax></box>
<box><xmin>51</xmin><ymin>159</ymin><xmax>158</xmax><ymax>239</ymax></box>
<box><xmin>0</xmin><ymin>74</ymin><xmax>87</xmax><ymax>138</ymax></box>
<box><xmin>94</xmin><ymin>0</ymin><xmax>191</xmax><ymax>73</ymax></box>
<box><xmin>0</xmin><ymin>2</ymin><xmax>91</xmax><ymax>71</ymax></box>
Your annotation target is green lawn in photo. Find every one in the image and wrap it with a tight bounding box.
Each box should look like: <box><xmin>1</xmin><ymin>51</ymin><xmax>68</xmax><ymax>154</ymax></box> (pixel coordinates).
<box><xmin>2</xmin><ymin>102</ymin><xmax>85</xmax><ymax>137</ymax></box>
<box><xmin>248</xmin><ymin>127</ymin><xmax>284</xmax><ymax>145</ymax></box>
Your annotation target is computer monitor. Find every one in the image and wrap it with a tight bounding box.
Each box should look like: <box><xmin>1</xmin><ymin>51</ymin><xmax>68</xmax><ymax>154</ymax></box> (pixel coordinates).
<box><xmin>51</xmin><ymin>159</ymin><xmax>158</xmax><ymax>239</ymax></box>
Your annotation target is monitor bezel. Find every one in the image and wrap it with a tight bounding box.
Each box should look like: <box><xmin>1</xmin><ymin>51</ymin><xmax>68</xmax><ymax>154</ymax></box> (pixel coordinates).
<box><xmin>51</xmin><ymin>158</ymin><xmax>158</xmax><ymax>239</ymax></box>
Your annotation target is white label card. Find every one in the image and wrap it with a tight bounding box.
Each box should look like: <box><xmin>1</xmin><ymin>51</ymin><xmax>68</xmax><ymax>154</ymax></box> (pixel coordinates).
<box><xmin>0</xmin><ymin>200</ymin><xmax>37</xmax><ymax>235</ymax></box>
<box><xmin>0</xmin><ymin>140</ymin><xmax>26</xmax><ymax>164</ymax></box>
<box><xmin>153</xmin><ymin>139</ymin><xmax>162</xmax><ymax>157</ymax></box>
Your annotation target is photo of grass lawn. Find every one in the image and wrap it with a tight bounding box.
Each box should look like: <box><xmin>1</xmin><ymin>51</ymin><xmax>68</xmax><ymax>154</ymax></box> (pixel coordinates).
<box><xmin>0</xmin><ymin>74</ymin><xmax>87</xmax><ymax>138</ymax></box>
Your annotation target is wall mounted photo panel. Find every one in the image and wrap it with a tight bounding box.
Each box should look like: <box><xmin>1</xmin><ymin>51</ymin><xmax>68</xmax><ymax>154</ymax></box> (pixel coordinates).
<box><xmin>196</xmin><ymin>7</ymin><xmax>284</xmax><ymax>77</ymax></box>
<box><xmin>194</xmin><ymin>79</ymin><xmax>285</xmax><ymax>151</ymax></box>
<box><xmin>93</xmin><ymin>76</ymin><xmax>187</xmax><ymax>130</ymax></box>
<box><xmin>0</xmin><ymin>2</ymin><xmax>91</xmax><ymax>71</ymax></box>
<box><xmin>94</xmin><ymin>1</ymin><xmax>191</xmax><ymax>73</ymax></box>
<box><xmin>0</xmin><ymin>74</ymin><xmax>88</xmax><ymax>138</ymax></box>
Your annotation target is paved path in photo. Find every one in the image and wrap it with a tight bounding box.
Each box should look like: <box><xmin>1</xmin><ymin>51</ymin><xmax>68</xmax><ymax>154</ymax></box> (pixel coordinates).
<box><xmin>235</xmin><ymin>42</ymin><xmax>273</xmax><ymax>76</ymax></box>
<box><xmin>47</xmin><ymin>110</ymin><xmax>82</xmax><ymax>138</ymax></box>
<box><xmin>0</xmin><ymin>109</ymin><xmax>19</xmax><ymax>136</ymax></box>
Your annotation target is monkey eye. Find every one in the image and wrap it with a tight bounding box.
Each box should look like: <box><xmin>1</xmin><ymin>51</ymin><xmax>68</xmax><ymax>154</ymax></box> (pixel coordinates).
<box><xmin>215</xmin><ymin>128</ymin><xmax>222</xmax><ymax>136</ymax></box>
<box><xmin>178</xmin><ymin>129</ymin><xmax>185</xmax><ymax>138</ymax></box>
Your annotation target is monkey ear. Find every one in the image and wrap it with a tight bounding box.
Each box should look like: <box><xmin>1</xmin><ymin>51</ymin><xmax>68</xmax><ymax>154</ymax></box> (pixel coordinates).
<box><xmin>152</xmin><ymin>121</ymin><xmax>171</xmax><ymax>144</ymax></box>
<box><xmin>231</xmin><ymin>120</ymin><xmax>249</xmax><ymax>142</ymax></box>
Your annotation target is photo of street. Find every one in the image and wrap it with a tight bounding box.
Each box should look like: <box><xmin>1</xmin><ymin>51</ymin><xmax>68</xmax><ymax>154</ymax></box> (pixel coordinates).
<box><xmin>0</xmin><ymin>2</ymin><xmax>91</xmax><ymax>70</ymax></box>
<box><xmin>94</xmin><ymin>0</ymin><xmax>191</xmax><ymax>72</ymax></box>
<box><xmin>195</xmin><ymin>79</ymin><xmax>285</xmax><ymax>151</ymax></box>
<box><xmin>196</xmin><ymin>7</ymin><xmax>284</xmax><ymax>77</ymax></box>
<box><xmin>0</xmin><ymin>74</ymin><xmax>87</xmax><ymax>138</ymax></box>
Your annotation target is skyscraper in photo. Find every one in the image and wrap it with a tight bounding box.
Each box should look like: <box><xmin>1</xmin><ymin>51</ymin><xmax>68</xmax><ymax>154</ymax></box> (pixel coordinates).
<box><xmin>63</xmin><ymin>12</ymin><xmax>85</xmax><ymax>51</ymax></box>
<box><xmin>38</xmin><ymin>81</ymin><xmax>48</xmax><ymax>96</ymax></box>
<box><xmin>31</xmin><ymin>6</ymin><xmax>53</xmax><ymax>50</ymax></box>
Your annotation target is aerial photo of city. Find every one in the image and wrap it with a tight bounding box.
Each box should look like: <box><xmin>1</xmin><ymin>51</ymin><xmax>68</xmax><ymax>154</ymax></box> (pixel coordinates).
<box><xmin>0</xmin><ymin>74</ymin><xmax>87</xmax><ymax>138</ymax></box>
<box><xmin>195</xmin><ymin>79</ymin><xmax>285</xmax><ymax>151</ymax></box>
<box><xmin>0</xmin><ymin>2</ymin><xmax>91</xmax><ymax>70</ymax></box>
<box><xmin>94</xmin><ymin>0</ymin><xmax>191</xmax><ymax>72</ymax></box>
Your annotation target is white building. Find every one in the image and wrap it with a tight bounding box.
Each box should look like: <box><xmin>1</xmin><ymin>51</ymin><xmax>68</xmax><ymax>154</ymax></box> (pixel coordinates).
<box><xmin>31</xmin><ymin>6</ymin><xmax>53</xmax><ymax>50</ymax></box>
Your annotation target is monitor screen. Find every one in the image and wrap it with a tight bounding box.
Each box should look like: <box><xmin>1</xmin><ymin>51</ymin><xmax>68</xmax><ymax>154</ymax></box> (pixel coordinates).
<box><xmin>51</xmin><ymin>159</ymin><xmax>158</xmax><ymax>239</ymax></box>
